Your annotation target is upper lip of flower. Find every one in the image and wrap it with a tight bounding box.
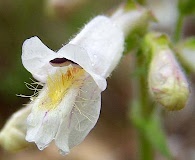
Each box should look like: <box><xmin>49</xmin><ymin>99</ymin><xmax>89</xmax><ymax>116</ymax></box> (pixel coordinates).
<box><xmin>22</xmin><ymin>16</ymin><xmax>124</xmax><ymax>91</ymax></box>
<box><xmin>22</xmin><ymin>37</ymin><xmax>108</xmax><ymax>91</ymax></box>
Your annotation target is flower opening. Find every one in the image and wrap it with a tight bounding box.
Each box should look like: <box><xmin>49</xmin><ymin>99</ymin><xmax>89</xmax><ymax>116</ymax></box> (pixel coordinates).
<box><xmin>40</xmin><ymin>66</ymin><xmax>85</xmax><ymax>110</ymax></box>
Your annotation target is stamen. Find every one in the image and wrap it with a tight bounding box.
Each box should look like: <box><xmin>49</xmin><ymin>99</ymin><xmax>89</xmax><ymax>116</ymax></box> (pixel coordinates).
<box><xmin>18</xmin><ymin>79</ymin><xmax>43</xmax><ymax>100</ymax></box>
<box><xmin>39</xmin><ymin>67</ymin><xmax>85</xmax><ymax>110</ymax></box>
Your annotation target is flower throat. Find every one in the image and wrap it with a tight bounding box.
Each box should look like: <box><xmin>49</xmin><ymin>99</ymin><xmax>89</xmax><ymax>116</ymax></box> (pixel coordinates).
<box><xmin>40</xmin><ymin>67</ymin><xmax>85</xmax><ymax>110</ymax></box>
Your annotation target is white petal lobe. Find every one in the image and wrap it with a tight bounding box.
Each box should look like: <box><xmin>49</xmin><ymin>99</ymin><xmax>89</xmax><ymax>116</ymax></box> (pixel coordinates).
<box><xmin>57</xmin><ymin>44</ymin><xmax>107</xmax><ymax>91</ymax></box>
<box><xmin>55</xmin><ymin>76</ymin><xmax>101</xmax><ymax>153</ymax></box>
<box><xmin>22</xmin><ymin>36</ymin><xmax>57</xmax><ymax>82</ymax></box>
<box><xmin>60</xmin><ymin>16</ymin><xmax>124</xmax><ymax>79</ymax></box>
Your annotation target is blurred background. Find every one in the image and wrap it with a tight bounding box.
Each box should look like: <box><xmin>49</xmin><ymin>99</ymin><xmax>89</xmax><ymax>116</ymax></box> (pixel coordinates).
<box><xmin>0</xmin><ymin>0</ymin><xmax>195</xmax><ymax>159</ymax></box>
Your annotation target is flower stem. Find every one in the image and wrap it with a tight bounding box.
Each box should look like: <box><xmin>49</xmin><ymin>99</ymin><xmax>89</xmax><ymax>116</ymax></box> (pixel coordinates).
<box><xmin>135</xmin><ymin>51</ymin><xmax>154</xmax><ymax>160</ymax></box>
<box><xmin>173</xmin><ymin>13</ymin><xmax>184</xmax><ymax>43</ymax></box>
<box><xmin>139</xmin><ymin>132</ymin><xmax>153</xmax><ymax>160</ymax></box>
<box><xmin>138</xmin><ymin>59</ymin><xmax>153</xmax><ymax>160</ymax></box>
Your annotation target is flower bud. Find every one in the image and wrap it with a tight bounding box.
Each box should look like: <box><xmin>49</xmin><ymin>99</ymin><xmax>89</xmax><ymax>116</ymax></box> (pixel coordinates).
<box><xmin>145</xmin><ymin>33</ymin><xmax>190</xmax><ymax>110</ymax></box>
<box><xmin>147</xmin><ymin>0</ymin><xmax>178</xmax><ymax>35</ymax></box>
<box><xmin>111</xmin><ymin>3</ymin><xmax>155</xmax><ymax>37</ymax></box>
<box><xmin>0</xmin><ymin>104</ymin><xmax>32</xmax><ymax>152</ymax></box>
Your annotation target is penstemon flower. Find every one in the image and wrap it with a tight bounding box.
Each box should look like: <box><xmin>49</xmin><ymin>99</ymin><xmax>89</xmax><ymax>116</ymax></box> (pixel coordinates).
<box><xmin>22</xmin><ymin>16</ymin><xmax>124</xmax><ymax>154</ymax></box>
<box><xmin>0</xmin><ymin>3</ymin><xmax>152</xmax><ymax>154</ymax></box>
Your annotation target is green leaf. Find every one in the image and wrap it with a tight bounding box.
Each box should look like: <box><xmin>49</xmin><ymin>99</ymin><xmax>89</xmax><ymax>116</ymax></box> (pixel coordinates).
<box><xmin>145</xmin><ymin>110</ymin><xmax>172</xmax><ymax>159</ymax></box>
<box><xmin>130</xmin><ymin>101</ymin><xmax>172</xmax><ymax>159</ymax></box>
<box><xmin>183</xmin><ymin>37</ymin><xmax>195</xmax><ymax>49</ymax></box>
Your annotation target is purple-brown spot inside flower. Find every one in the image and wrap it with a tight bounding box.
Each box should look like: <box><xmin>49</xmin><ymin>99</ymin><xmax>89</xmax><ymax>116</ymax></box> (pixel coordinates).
<box><xmin>50</xmin><ymin>58</ymin><xmax>77</xmax><ymax>67</ymax></box>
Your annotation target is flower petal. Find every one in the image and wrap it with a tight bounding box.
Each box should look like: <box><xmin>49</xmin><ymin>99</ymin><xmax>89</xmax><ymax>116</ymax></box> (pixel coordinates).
<box><xmin>25</xmin><ymin>85</ymin><xmax>80</xmax><ymax>151</ymax></box>
<box><xmin>58</xmin><ymin>16</ymin><xmax>124</xmax><ymax>80</ymax></box>
<box><xmin>22</xmin><ymin>36</ymin><xmax>57</xmax><ymax>82</ymax></box>
<box><xmin>57</xmin><ymin>44</ymin><xmax>107</xmax><ymax>91</ymax></box>
<box><xmin>26</xmin><ymin>110</ymin><xmax>61</xmax><ymax>150</ymax></box>
<box><xmin>70</xmin><ymin>16</ymin><xmax>124</xmax><ymax>78</ymax></box>
<box><xmin>25</xmin><ymin>87</ymin><xmax>61</xmax><ymax>150</ymax></box>
<box><xmin>55</xmin><ymin>75</ymin><xmax>101</xmax><ymax>154</ymax></box>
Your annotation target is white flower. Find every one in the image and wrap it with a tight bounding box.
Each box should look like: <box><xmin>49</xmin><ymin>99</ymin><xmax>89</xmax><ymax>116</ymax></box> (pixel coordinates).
<box><xmin>22</xmin><ymin>16</ymin><xmax>124</xmax><ymax>154</ymax></box>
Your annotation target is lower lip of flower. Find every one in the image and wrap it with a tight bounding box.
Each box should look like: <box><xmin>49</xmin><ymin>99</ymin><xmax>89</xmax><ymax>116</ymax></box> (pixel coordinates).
<box><xmin>39</xmin><ymin>67</ymin><xmax>85</xmax><ymax>110</ymax></box>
